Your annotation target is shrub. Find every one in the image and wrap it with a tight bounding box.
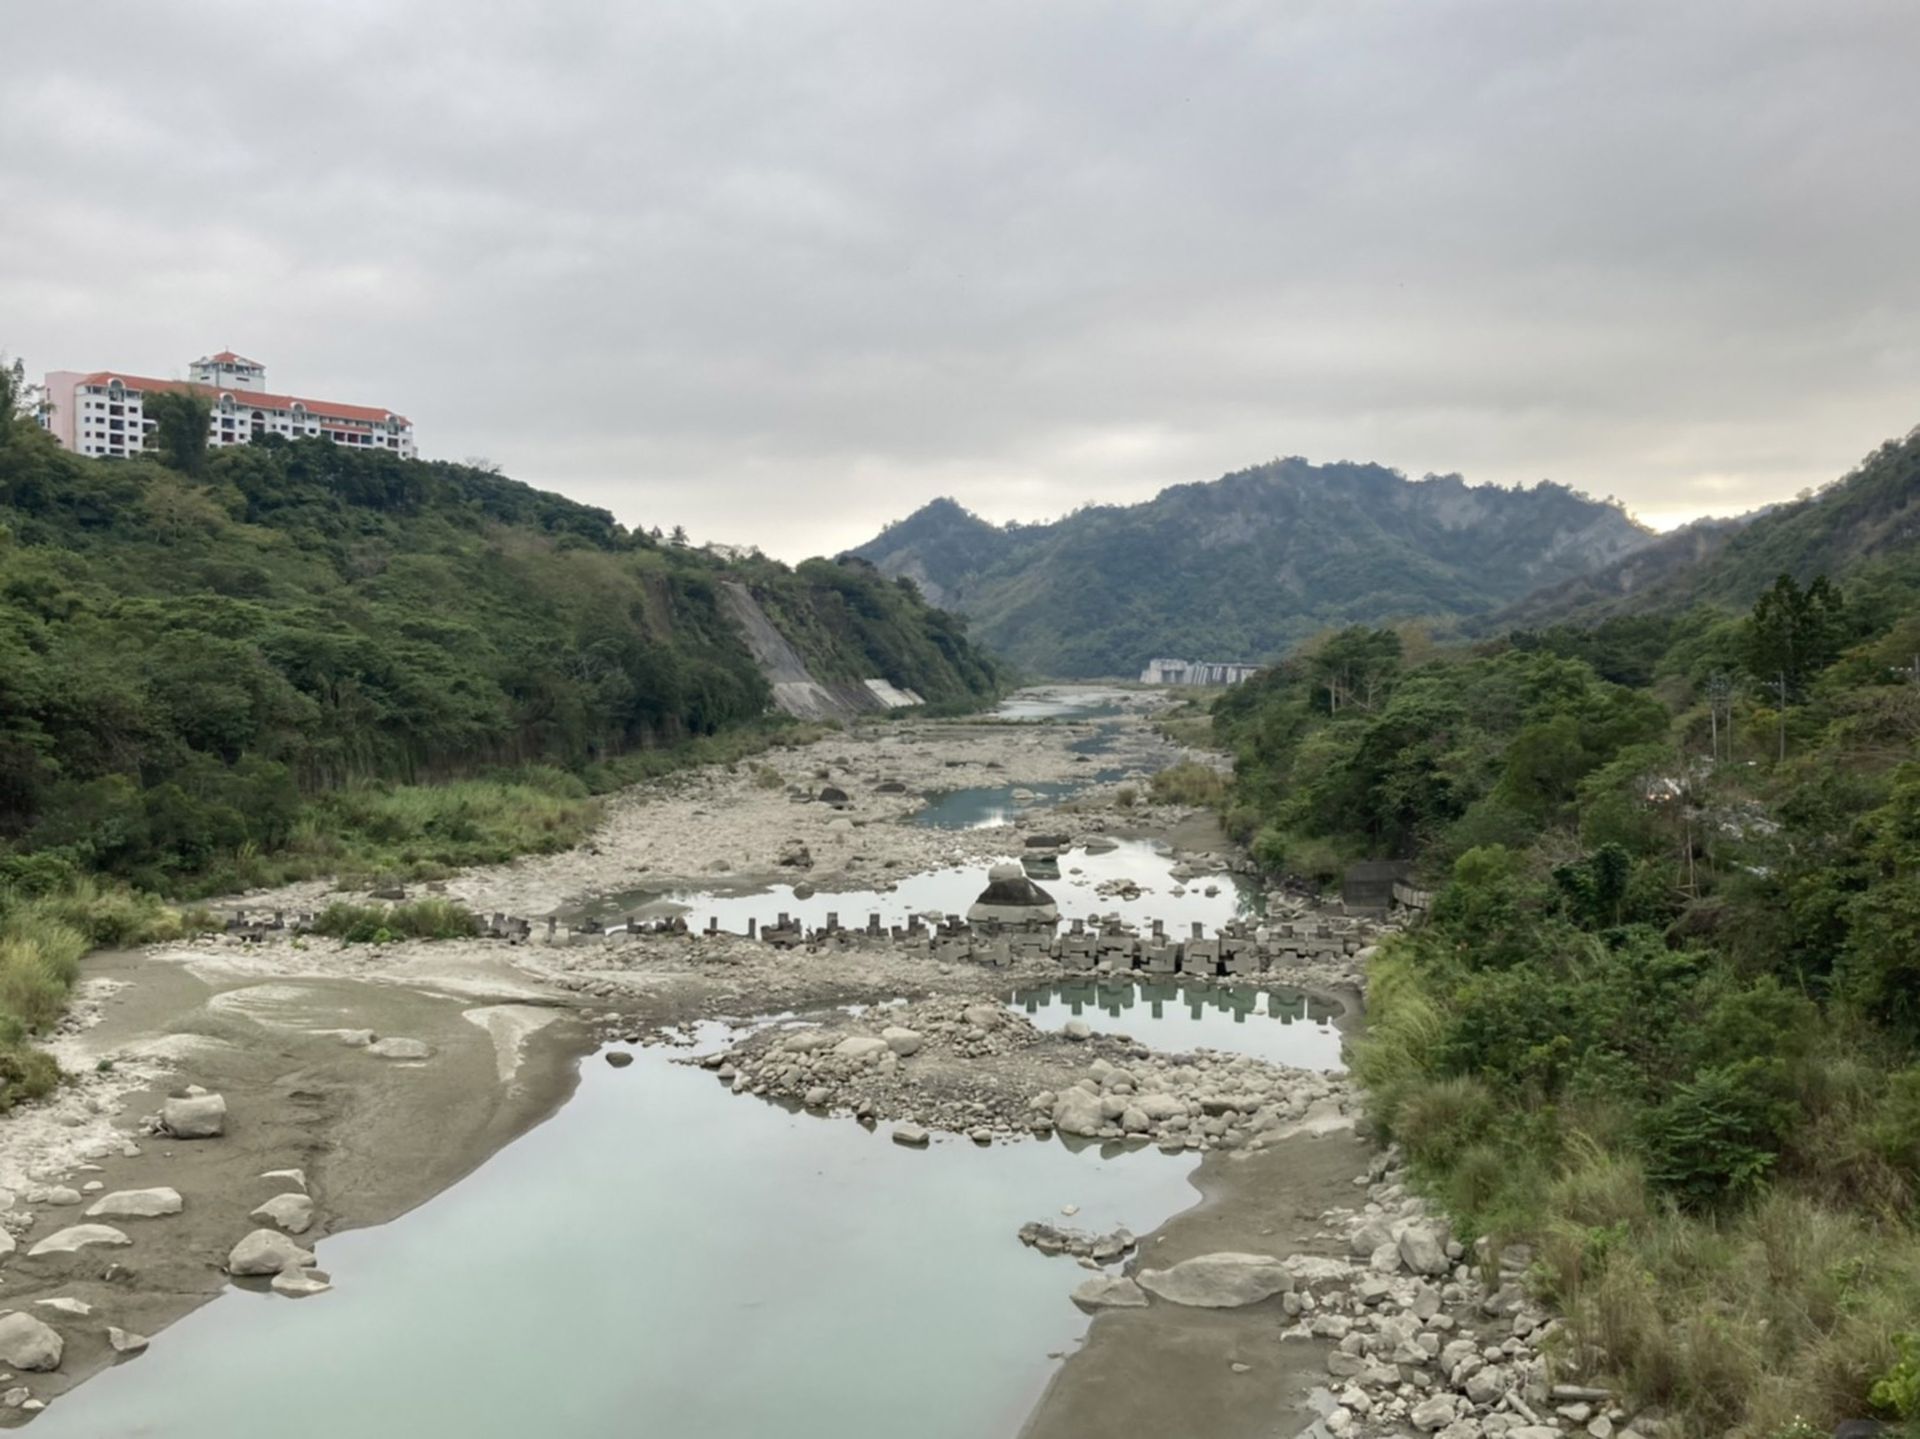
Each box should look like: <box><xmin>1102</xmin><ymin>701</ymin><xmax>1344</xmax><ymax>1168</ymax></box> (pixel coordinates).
<box><xmin>0</xmin><ymin>1041</ymin><xmax>59</xmax><ymax>1112</ymax></box>
<box><xmin>1148</xmin><ymin>761</ymin><xmax>1228</xmax><ymax>807</ymax></box>
<box><xmin>1641</xmin><ymin>1059</ymin><xmax>1797</xmax><ymax>1209</ymax></box>
<box><xmin>1395</xmin><ymin>1075</ymin><xmax>1500</xmax><ymax>1170</ymax></box>
<box><xmin>1871</xmin><ymin>1333</ymin><xmax>1920</xmax><ymax>1424</ymax></box>
<box><xmin>1864</xmin><ymin>1068</ymin><xmax>1920</xmax><ymax>1187</ymax></box>
<box><xmin>311</xmin><ymin>899</ymin><xmax>483</xmax><ymax>944</ymax></box>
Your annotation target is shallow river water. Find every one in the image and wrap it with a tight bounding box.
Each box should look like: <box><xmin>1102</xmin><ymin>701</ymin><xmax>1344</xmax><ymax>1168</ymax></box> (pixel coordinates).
<box><xmin>577</xmin><ymin>839</ymin><xmax>1261</xmax><ymax>935</ymax></box>
<box><xmin>1011</xmin><ymin>979</ymin><xmax>1347</xmax><ymax>1071</ymax></box>
<box><xmin>35</xmin><ymin>1033</ymin><xmax>1204</xmax><ymax>1439</ymax></box>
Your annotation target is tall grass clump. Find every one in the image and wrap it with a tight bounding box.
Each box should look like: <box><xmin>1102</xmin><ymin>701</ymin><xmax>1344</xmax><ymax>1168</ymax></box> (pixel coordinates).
<box><xmin>1155</xmin><ymin>714</ymin><xmax>1218</xmax><ymax>749</ymax></box>
<box><xmin>0</xmin><ymin>880</ymin><xmax>202</xmax><ymax>1109</ymax></box>
<box><xmin>1148</xmin><ymin>760</ymin><xmax>1229</xmax><ymax>807</ymax></box>
<box><xmin>1552</xmin><ymin>1192</ymin><xmax>1920</xmax><ymax>1438</ymax></box>
<box><xmin>311</xmin><ymin>899</ymin><xmax>484</xmax><ymax>944</ymax></box>
<box><xmin>1351</xmin><ymin>945</ymin><xmax>1449</xmax><ymax>1133</ymax></box>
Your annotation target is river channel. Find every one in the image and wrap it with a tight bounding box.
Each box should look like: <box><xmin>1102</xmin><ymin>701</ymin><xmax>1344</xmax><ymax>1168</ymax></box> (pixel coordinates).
<box><xmin>26</xmin><ymin>687</ymin><xmax>1344</xmax><ymax>1438</ymax></box>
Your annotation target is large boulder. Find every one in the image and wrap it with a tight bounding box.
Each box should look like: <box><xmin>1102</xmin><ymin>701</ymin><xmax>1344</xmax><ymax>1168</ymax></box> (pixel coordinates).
<box><xmin>1465</xmin><ymin>1365</ymin><xmax>1509</xmax><ymax>1405</ymax></box>
<box><xmin>881</xmin><ymin>1027</ymin><xmax>924</xmax><ymax>1057</ymax></box>
<box><xmin>228</xmin><ymin>1229</ymin><xmax>316</xmax><ymax>1277</ymax></box>
<box><xmin>1348</xmin><ymin>1219</ymin><xmax>1394</xmax><ymax>1257</ymax></box>
<box><xmin>161</xmin><ymin>1093</ymin><xmax>226</xmax><ymax>1139</ymax></box>
<box><xmin>85</xmin><ymin>1187</ymin><xmax>183</xmax><ymax>1220</ymax></box>
<box><xmin>1051</xmin><ymin>1089</ymin><xmax>1106</xmax><ymax>1138</ymax></box>
<box><xmin>1398</xmin><ymin>1221</ymin><xmax>1451</xmax><ymax>1276</ymax></box>
<box><xmin>27</xmin><ymin>1224</ymin><xmax>131</xmax><ymax>1258</ymax></box>
<box><xmin>1411</xmin><ymin>1395</ymin><xmax>1460</xmax><ymax>1432</ymax></box>
<box><xmin>0</xmin><ymin>1312</ymin><xmax>63</xmax><ymax>1371</ymax></box>
<box><xmin>1136</xmin><ymin>1252</ymin><xmax>1295</xmax><ymax>1308</ymax></box>
<box><xmin>250</xmin><ymin>1193</ymin><xmax>315</xmax><ymax>1235</ymax></box>
<box><xmin>966</xmin><ymin>863</ymin><xmax>1059</xmax><ymax>924</ymax></box>
<box><xmin>1134</xmin><ymin>1092</ymin><xmax>1188</xmax><ymax>1122</ymax></box>
<box><xmin>831</xmin><ymin>1036</ymin><xmax>889</xmax><ymax>1061</ymax></box>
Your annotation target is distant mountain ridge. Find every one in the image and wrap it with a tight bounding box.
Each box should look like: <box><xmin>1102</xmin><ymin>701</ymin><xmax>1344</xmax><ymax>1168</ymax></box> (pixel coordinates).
<box><xmin>850</xmin><ymin>458</ymin><xmax>1653</xmax><ymax>677</ymax></box>
<box><xmin>1493</xmin><ymin>425</ymin><xmax>1920</xmax><ymax>629</ymax></box>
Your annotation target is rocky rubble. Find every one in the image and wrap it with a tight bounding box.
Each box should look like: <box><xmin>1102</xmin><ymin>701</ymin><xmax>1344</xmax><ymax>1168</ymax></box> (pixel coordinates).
<box><xmin>1016</xmin><ymin>1221</ymin><xmax>1135</xmax><ymax>1263</ymax></box>
<box><xmin>701</xmin><ymin>995</ymin><xmax>1356</xmax><ymax>1149</ymax></box>
<box><xmin>1282</xmin><ymin>1150</ymin><xmax>1666</xmax><ymax>1439</ymax></box>
<box><xmin>699</xmin><ymin>997</ymin><xmax>1054</xmax><ymax>1136</ymax></box>
<box><xmin>1036</xmin><ymin>1050</ymin><xmax>1354</xmax><ymax>1152</ymax></box>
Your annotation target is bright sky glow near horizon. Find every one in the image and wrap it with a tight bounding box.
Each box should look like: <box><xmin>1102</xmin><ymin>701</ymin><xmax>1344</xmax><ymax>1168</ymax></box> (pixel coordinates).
<box><xmin>5</xmin><ymin>1</ymin><xmax>1918</xmax><ymax>560</ymax></box>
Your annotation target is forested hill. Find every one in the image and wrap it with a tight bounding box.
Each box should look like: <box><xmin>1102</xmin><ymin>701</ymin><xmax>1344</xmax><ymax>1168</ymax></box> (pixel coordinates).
<box><xmin>1208</xmin><ymin>520</ymin><xmax>1920</xmax><ymax>1434</ymax></box>
<box><xmin>1496</xmin><ymin>425</ymin><xmax>1920</xmax><ymax>629</ymax></box>
<box><xmin>0</xmin><ymin>403</ymin><xmax>1003</xmax><ymax>892</ymax></box>
<box><xmin>849</xmin><ymin>459</ymin><xmax>1652</xmax><ymax>677</ymax></box>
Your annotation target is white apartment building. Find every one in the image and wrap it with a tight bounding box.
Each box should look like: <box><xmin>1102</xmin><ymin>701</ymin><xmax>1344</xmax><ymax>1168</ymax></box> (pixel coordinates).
<box><xmin>42</xmin><ymin>352</ymin><xmax>415</xmax><ymax>461</ymax></box>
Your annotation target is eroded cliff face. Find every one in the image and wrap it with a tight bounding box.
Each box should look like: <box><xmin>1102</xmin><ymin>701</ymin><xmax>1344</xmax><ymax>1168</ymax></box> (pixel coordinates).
<box><xmin>719</xmin><ymin>581</ymin><xmax>924</xmax><ymax>720</ymax></box>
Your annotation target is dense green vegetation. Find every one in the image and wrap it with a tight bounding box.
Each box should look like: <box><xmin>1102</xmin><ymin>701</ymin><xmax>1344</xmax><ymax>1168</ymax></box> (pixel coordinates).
<box><xmin>0</xmin><ymin>392</ymin><xmax>1002</xmax><ymax>891</ymax></box>
<box><xmin>0</xmin><ymin>369</ymin><xmax>1003</xmax><ymax>1097</ymax></box>
<box><xmin>852</xmin><ymin>459</ymin><xmax>1651</xmax><ymax>677</ymax></box>
<box><xmin>1214</xmin><ymin>447</ymin><xmax>1920</xmax><ymax>1435</ymax></box>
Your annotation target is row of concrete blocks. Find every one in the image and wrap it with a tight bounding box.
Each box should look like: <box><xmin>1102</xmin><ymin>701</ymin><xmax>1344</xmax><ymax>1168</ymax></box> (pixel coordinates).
<box><xmin>225</xmin><ymin>910</ymin><xmax>314</xmax><ymax>941</ymax></box>
<box><xmin>351</xmin><ymin>909</ymin><xmax>1377</xmax><ymax>972</ymax></box>
<box><xmin>739</xmin><ymin>913</ymin><xmax>1371</xmax><ymax>975</ymax></box>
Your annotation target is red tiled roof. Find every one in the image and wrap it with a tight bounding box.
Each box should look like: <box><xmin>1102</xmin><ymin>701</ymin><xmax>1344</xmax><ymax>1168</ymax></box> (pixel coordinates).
<box><xmin>205</xmin><ymin>350</ymin><xmax>262</xmax><ymax>366</ymax></box>
<box><xmin>78</xmin><ymin>371</ymin><xmax>410</xmax><ymax>427</ymax></box>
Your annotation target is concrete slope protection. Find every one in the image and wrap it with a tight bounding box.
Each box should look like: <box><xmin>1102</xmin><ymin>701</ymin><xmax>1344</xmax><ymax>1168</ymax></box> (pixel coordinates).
<box><xmin>719</xmin><ymin>581</ymin><xmax>924</xmax><ymax>721</ymax></box>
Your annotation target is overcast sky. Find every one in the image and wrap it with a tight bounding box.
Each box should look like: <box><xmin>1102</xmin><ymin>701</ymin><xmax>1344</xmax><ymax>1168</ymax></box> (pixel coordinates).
<box><xmin>5</xmin><ymin>2</ymin><xmax>1917</xmax><ymax>560</ymax></box>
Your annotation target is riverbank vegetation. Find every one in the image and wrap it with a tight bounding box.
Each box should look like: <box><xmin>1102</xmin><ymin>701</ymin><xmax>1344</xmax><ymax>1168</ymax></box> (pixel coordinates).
<box><xmin>0</xmin><ymin>364</ymin><xmax>1003</xmax><ymax>1083</ymax></box>
<box><xmin>0</xmin><ymin>881</ymin><xmax>209</xmax><ymax>1108</ymax></box>
<box><xmin>0</xmin><ymin>384</ymin><xmax>1001</xmax><ymax>892</ymax></box>
<box><xmin>1214</xmin><ymin>432</ymin><xmax>1920</xmax><ymax>1436</ymax></box>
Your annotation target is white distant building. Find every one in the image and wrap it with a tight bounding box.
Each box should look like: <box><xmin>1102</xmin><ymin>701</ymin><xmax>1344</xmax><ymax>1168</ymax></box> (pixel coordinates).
<box><xmin>1140</xmin><ymin>657</ymin><xmax>1263</xmax><ymax>686</ymax></box>
<box><xmin>42</xmin><ymin>351</ymin><xmax>415</xmax><ymax>461</ymax></box>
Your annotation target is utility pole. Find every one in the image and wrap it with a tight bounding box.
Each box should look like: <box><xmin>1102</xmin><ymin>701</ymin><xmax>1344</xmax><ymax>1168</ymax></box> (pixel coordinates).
<box><xmin>1776</xmin><ymin>672</ymin><xmax>1788</xmax><ymax>762</ymax></box>
<box><xmin>1705</xmin><ymin>671</ymin><xmax>1733</xmax><ymax>762</ymax></box>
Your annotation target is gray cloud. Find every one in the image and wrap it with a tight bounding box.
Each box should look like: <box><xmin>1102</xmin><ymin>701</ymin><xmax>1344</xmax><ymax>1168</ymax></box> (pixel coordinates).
<box><xmin>5</xmin><ymin>0</ymin><xmax>1917</xmax><ymax>558</ymax></box>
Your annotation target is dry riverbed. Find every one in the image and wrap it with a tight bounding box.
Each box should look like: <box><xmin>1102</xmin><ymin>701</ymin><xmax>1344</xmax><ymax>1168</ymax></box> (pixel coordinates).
<box><xmin>0</xmin><ymin>696</ymin><xmax>1412</xmax><ymax>1436</ymax></box>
